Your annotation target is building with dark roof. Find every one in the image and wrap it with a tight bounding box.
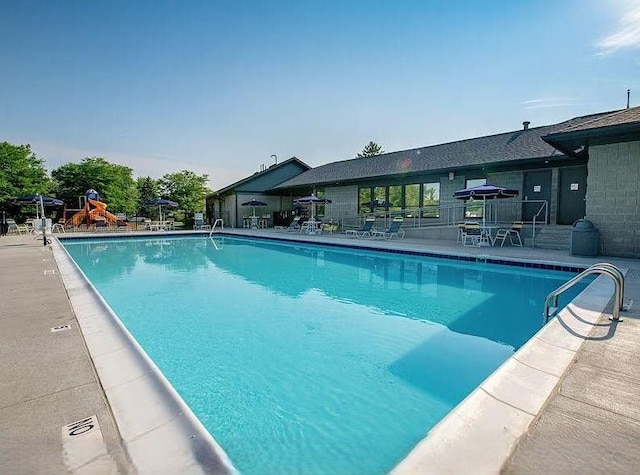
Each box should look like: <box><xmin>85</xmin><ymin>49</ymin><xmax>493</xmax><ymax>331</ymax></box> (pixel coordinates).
<box><xmin>542</xmin><ymin>106</ymin><xmax>640</xmax><ymax>257</ymax></box>
<box><xmin>206</xmin><ymin>157</ymin><xmax>310</xmax><ymax>228</ymax></box>
<box><xmin>208</xmin><ymin>106</ymin><xmax>640</xmax><ymax>257</ymax></box>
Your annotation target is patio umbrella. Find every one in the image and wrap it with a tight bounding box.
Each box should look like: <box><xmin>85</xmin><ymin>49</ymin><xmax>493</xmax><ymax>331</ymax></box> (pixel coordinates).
<box><xmin>145</xmin><ymin>198</ymin><xmax>178</xmax><ymax>222</ymax></box>
<box><xmin>241</xmin><ymin>198</ymin><xmax>268</xmax><ymax>217</ymax></box>
<box><xmin>453</xmin><ymin>184</ymin><xmax>519</xmax><ymax>230</ymax></box>
<box><xmin>13</xmin><ymin>195</ymin><xmax>64</xmax><ymax>218</ymax></box>
<box><xmin>293</xmin><ymin>195</ymin><xmax>332</xmax><ymax>221</ymax></box>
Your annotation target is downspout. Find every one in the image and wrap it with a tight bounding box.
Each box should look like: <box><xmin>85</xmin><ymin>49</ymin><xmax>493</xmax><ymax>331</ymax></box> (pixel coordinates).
<box><xmin>235</xmin><ymin>193</ymin><xmax>238</xmax><ymax>228</ymax></box>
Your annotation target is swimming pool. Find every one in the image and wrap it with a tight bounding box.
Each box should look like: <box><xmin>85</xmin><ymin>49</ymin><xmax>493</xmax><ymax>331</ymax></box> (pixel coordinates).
<box><xmin>61</xmin><ymin>235</ymin><xmax>587</xmax><ymax>474</ymax></box>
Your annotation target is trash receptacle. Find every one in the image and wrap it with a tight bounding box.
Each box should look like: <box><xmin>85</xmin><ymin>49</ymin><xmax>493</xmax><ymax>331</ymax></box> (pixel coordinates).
<box><xmin>570</xmin><ymin>219</ymin><xmax>599</xmax><ymax>256</ymax></box>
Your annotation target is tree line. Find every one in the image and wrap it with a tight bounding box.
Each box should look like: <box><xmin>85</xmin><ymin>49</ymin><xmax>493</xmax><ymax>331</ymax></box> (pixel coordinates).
<box><xmin>0</xmin><ymin>141</ymin><xmax>211</xmax><ymax>220</ymax></box>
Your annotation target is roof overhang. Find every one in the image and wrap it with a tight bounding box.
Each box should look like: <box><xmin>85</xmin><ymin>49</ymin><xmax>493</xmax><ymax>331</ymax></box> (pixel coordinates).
<box><xmin>543</xmin><ymin>122</ymin><xmax>640</xmax><ymax>158</ymax></box>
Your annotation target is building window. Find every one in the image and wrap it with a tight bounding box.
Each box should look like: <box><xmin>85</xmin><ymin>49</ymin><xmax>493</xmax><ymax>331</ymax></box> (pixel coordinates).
<box><xmin>404</xmin><ymin>184</ymin><xmax>420</xmax><ymax>217</ymax></box>
<box><xmin>422</xmin><ymin>182</ymin><xmax>440</xmax><ymax>218</ymax></box>
<box><xmin>388</xmin><ymin>185</ymin><xmax>402</xmax><ymax>214</ymax></box>
<box><xmin>358</xmin><ymin>187</ymin><xmax>372</xmax><ymax>214</ymax></box>
<box><xmin>373</xmin><ymin>187</ymin><xmax>386</xmax><ymax>214</ymax></box>
<box><xmin>464</xmin><ymin>178</ymin><xmax>486</xmax><ymax>218</ymax></box>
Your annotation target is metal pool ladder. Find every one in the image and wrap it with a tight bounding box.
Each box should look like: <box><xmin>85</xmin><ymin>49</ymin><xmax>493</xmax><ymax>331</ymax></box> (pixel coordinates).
<box><xmin>209</xmin><ymin>219</ymin><xmax>224</xmax><ymax>236</ymax></box>
<box><xmin>544</xmin><ymin>263</ymin><xmax>626</xmax><ymax>323</ymax></box>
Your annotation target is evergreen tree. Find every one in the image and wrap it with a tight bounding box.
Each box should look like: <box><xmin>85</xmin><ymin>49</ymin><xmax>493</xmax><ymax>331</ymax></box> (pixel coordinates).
<box><xmin>356</xmin><ymin>141</ymin><xmax>384</xmax><ymax>158</ymax></box>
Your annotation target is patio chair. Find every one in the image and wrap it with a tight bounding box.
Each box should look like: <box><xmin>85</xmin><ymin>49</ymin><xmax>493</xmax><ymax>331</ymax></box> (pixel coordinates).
<box><xmin>321</xmin><ymin>222</ymin><xmax>339</xmax><ymax>234</ymax></box>
<box><xmin>6</xmin><ymin>219</ymin><xmax>28</xmax><ymax>234</ymax></box>
<box><xmin>494</xmin><ymin>221</ymin><xmax>523</xmax><ymax>247</ymax></box>
<box><xmin>345</xmin><ymin>217</ymin><xmax>376</xmax><ymax>238</ymax></box>
<box><xmin>461</xmin><ymin>222</ymin><xmax>482</xmax><ymax>246</ymax></box>
<box><xmin>284</xmin><ymin>216</ymin><xmax>301</xmax><ymax>232</ymax></box>
<box><xmin>371</xmin><ymin>217</ymin><xmax>405</xmax><ymax>240</ymax></box>
<box><xmin>193</xmin><ymin>212</ymin><xmax>211</xmax><ymax>230</ymax></box>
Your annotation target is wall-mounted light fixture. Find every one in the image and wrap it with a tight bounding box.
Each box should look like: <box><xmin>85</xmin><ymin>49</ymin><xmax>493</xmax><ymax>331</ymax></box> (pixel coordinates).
<box><xmin>449</xmin><ymin>171</ymin><xmax>455</xmax><ymax>181</ymax></box>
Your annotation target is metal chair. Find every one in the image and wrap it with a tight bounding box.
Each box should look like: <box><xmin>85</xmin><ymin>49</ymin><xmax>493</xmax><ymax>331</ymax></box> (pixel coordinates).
<box><xmin>461</xmin><ymin>222</ymin><xmax>482</xmax><ymax>246</ymax></box>
<box><xmin>494</xmin><ymin>221</ymin><xmax>523</xmax><ymax>247</ymax></box>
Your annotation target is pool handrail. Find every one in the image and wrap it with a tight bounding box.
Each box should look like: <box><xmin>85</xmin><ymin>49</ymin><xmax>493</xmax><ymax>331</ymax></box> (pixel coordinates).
<box><xmin>209</xmin><ymin>218</ymin><xmax>224</xmax><ymax>235</ymax></box>
<box><xmin>544</xmin><ymin>263</ymin><xmax>625</xmax><ymax>323</ymax></box>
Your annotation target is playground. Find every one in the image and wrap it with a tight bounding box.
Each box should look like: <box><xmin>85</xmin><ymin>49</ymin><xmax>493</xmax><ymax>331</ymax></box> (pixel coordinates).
<box><xmin>64</xmin><ymin>189</ymin><xmax>121</xmax><ymax>229</ymax></box>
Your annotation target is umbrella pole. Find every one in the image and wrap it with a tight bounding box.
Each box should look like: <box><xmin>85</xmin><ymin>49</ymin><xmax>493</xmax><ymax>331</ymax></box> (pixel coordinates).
<box><xmin>40</xmin><ymin>195</ymin><xmax>47</xmax><ymax>247</ymax></box>
<box><xmin>482</xmin><ymin>197</ymin><xmax>486</xmax><ymax>229</ymax></box>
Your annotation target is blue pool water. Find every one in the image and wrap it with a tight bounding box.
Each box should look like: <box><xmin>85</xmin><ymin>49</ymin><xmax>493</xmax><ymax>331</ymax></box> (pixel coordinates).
<box><xmin>62</xmin><ymin>235</ymin><xmax>587</xmax><ymax>474</ymax></box>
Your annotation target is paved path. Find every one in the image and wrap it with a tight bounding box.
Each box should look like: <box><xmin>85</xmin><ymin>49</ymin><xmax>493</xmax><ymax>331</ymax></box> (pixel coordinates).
<box><xmin>503</xmin><ymin>266</ymin><xmax>640</xmax><ymax>474</ymax></box>
<box><xmin>1</xmin><ymin>230</ymin><xmax>639</xmax><ymax>474</ymax></box>
<box><xmin>0</xmin><ymin>235</ymin><xmax>129</xmax><ymax>474</ymax></box>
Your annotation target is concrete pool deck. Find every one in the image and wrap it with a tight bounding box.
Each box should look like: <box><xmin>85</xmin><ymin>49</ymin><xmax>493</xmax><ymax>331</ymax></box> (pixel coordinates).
<box><xmin>1</xmin><ymin>229</ymin><xmax>639</xmax><ymax>473</ymax></box>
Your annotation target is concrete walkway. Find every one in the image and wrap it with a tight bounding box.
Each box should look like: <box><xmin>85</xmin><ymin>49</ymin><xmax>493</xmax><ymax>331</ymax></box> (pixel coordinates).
<box><xmin>0</xmin><ymin>235</ymin><xmax>130</xmax><ymax>474</ymax></box>
<box><xmin>1</xmin><ymin>230</ymin><xmax>639</xmax><ymax>474</ymax></box>
<box><xmin>503</xmin><ymin>267</ymin><xmax>640</xmax><ymax>474</ymax></box>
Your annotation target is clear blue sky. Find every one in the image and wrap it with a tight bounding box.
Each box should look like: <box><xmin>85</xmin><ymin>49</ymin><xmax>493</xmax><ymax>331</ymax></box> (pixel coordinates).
<box><xmin>2</xmin><ymin>0</ymin><xmax>639</xmax><ymax>190</ymax></box>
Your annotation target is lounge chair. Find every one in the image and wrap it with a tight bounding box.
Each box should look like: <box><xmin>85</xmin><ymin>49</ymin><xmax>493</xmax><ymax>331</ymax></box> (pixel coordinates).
<box><xmin>371</xmin><ymin>217</ymin><xmax>405</xmax><ymax>240</ymax></box>
<box><xmin>345</xmin><ymin>217</ymin><xmax>376</xmax><ymax>238</ymax></box>
<box><xmin>274</xmin><ymin>216</ymin><xmax>301</xmax><ymax>232</ymax></box>
<box><xmin>284</xmin><ymin>216</ymin><xmax>302</xmax><ymax>232</ymax></box>
<box><xmin>494</xmin><ymin>221</ymin><xmax>523</xmax><ymax>247</ymax></box>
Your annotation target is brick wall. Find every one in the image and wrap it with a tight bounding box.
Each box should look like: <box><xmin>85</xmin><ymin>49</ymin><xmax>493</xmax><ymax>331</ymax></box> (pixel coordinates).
<box><xmin>587</xmin><ymin>141</ymin><xmax>640</xmax><ymax>258</ymax></box>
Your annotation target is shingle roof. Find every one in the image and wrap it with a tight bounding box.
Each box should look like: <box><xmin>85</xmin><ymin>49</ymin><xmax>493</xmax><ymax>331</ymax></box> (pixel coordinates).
<box><xmin>551</xmin><ymin>106</ymin><xmax>640</xmax><ymax>133</ymax></box>
<box><xmin>274</xmin><ymin>112</ymin><xmax>613</xmax><ymax>189</ymax></box>
<box><xmin>542</xmin><ymin>107</ymin><xmax>639</xmax><ymax>157</ymax></box>
<box><xmin>211</xmin><ymin>157</ymin><xmax>310</xmax><ymax>195</ymax></box>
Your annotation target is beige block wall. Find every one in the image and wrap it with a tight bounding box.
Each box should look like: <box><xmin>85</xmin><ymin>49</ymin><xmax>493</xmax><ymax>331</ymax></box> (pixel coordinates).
<box><xmin>325</xmin><ymin>185</ymin><xmax>358</xmax><ymax>224</ymax></box>
<box><xmin>586</xmin><ymin>140</ymin><xmax>640</xmax><ymax>258</ymax></box>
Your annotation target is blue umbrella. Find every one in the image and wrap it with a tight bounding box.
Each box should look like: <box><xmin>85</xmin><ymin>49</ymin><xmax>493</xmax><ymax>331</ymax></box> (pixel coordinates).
<box><xmin>13</xmin><ymin>195</ymin><xmax>64</xmax><ymax>218</ymax></box>
<box><xmin>241</xmin><ymin>198</ymin><xmax>268</xmax><ymax>217</ymax></box>
<box><xmin>454</xmin><ymin>184</ymin><xmax>519</xmax><ymax>229</ymax></box>
<box><xmin>145</xmin><ymin>199</ymin><xmax>178</xmax><ymax>222</ymax></box>
<box><xmin>14</xmin><ymin>195</ymin><xmax>64</xmax><ymax>207</ymax></box>
<box><xmin>293</xmin><ymin>195</ymin><xmax>332</xmax><ymax>221</ymax></box>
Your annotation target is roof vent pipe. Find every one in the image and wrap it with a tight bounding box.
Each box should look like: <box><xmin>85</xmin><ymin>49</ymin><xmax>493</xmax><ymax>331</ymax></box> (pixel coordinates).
<box><xmin>523</xmin><ymin>121</ymin><xmax>530</xmax><ymax>130</ymax></box>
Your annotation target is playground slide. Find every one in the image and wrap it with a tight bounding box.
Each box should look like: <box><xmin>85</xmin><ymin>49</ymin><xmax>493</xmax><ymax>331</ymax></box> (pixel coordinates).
<box><xmin>88</xmin><ymin>198</ymin><xmax>118</xmax><ymax>224</ymax></box>
<box><xmin>67</xmin><ymin>198</ymin><xmax>119</xmax><ymax>226</ymax></box>
<box><xmin>69</xmin><ymin>209</ymin><xmax>87</xmax><ymax>226</ymax></box>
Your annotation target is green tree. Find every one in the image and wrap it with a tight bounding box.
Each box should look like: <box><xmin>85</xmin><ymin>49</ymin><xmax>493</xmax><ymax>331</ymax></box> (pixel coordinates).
<box><xmin>52</xmin><ymin>158</ymin><xmax>138</xmax><ymax>214</ymax></box>
<box><xmin>356</xmin><ymin>141</ymin><xmax>384</xmax><ymax>158</ymax></box>
<box><xmin>136</xmin><ymin>176</ymin><xmax>159</xmax><ymax>212</ymax></box>
<box><xmin>158</xmin><ymin>170</ymin><xmax>211</xmax><ymax>213</ymax></box>
<box><xmin>0</xmin><ymin>142</ymin><xmax>52</xmax><ymax>203</ymax></box>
